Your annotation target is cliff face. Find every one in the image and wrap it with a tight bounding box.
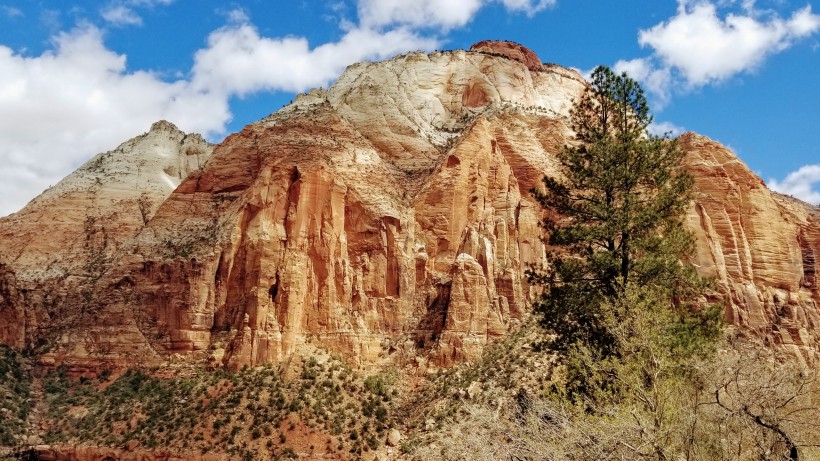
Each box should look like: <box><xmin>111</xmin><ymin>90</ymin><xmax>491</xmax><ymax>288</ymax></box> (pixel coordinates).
<box><xmin>682</xmin><ymin>133</ymin><xmax>820</xmax><ymax>361</ymax></box>
<box><xmin>0</xmin><ymin>121</ymin><xmax>212</xmax><ymax>359</ymax></box>
<box><xmin>0</xmin><ymin>41</ymin><xmax>818</xmax><ymax>370</ymax></box>
<box><xmin>57</xmin><ymin>46</ymin><xmax>585</xmax><ymax>370</ymax></box>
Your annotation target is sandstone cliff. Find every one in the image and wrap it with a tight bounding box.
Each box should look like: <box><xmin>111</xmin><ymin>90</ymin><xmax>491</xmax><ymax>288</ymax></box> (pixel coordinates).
<box><xmin>682</xmin><ymin>133</ymin><xmax>819</xmax><ymax>362</ymax></box>
<box><xmin>0</xmin><ymin>121</ymin><xmax>212</xmax><ymax>362</ymax></box>
<box><xmin>0</xmin><ymin>41</ymin><xmax>817</xmax><ymax>370</ymax></box>
<box><xmin>50</xmin><ymin>44</ymin><xmax>585</xmax><ymax>370</ymax></box>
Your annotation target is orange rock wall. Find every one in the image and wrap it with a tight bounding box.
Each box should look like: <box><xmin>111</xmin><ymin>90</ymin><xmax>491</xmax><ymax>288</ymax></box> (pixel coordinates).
<box><xmin>0</xmin><ymin>121</ymin><xmax>212</xmax><ymax>366</ymax></box>
<box><xmin>1</xmin><ymin>44</ymin><xmax>818</xmax><ymax>370</ymax></box>
<box><xmin>682</xmin><ymin>133</ymin><xmax>819</xmax><ymax>361</ymax></box>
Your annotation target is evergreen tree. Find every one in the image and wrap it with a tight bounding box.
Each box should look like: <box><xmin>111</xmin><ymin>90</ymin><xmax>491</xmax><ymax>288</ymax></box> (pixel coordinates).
<box><xmin>529</xmin><ymin>66</ymin><xmax>714</xmax><ymax>357</ymax></box>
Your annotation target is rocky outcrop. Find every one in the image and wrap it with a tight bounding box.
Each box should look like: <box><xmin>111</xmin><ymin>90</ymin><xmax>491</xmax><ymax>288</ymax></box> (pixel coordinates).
<box><xmin>20</xmin><ymin>43</ymin><xmax>584</xmax><ymax>370</ymax></box>
<box><xmin>470</xmin><ymin>40</ymin><xmax>546</xmax><ymax>71</ymax></box>
<box><xmin>682</xmin><ymin>133</ymin><xmax>820</xmax><ymax>362</ymax></box>
<box><xmin>0</xmin><ymin>41</ymin><xmax>818</xmax><ymax>370</ymax></box>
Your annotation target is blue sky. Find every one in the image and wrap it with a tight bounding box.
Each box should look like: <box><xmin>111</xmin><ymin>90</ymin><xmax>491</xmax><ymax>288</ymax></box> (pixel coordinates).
<box><xmin>0</xmin><ymin>0</ymin><xmax>818</xmax><ymax>215</ymax></box>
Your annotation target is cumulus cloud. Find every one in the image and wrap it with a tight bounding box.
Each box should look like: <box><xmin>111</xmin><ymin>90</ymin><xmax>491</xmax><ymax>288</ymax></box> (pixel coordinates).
<box><xmin>358</xmin><ymin>0</ymin><xmax>484</xmax><ymax>29</ymax></box>
<box><xmin>357</xmin><ymin>0</ymin><xmax>554</xmax><ymax>29</ymax></box>
<box><xmin>613</xmin><ymin>57</ymin><xmax>673</xmax><ymax>108</ymax></box>
<box><xmin>769</xmin><ymin>165</ymin><xmax>820</xmax><ymax>205</ymax></box>
<box><xmin>0</xmin><ymin>6</ymin><xmax>442</xmax><ymax>215</ymax></box>
<box><xmin>101</xmin><ymin>5</ymin><xmax>142</xmax><ymax>26</ymax></box>
<box><xmin>640</xmin><ymin>2</ymin><xmax>820</xmax><ymax>86</ymax></box>
<box><xmin>621</xmin><ymin>1</ymin><xmax>820</xmax><ymax>103</ymax></box>
<box><xmin>191</xmin><ymin>18</ymin><xmax>437</xmax><ymax>95</ymax></box>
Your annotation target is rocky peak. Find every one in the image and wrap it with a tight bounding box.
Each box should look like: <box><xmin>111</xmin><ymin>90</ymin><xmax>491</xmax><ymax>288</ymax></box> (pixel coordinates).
<box><xmin>149</xmin><ymin>119</ymin><xmax>182</xmax><ymax>133</ymax></box>
<box><xmin>322</xmin><ymin>46</ymin><xmax>585</xmax><ymax>177</ymax></box>
<box><xmin>470</xmin><ymin>40</ymin><xmax>545</xmax><ymax>71</ymax></box>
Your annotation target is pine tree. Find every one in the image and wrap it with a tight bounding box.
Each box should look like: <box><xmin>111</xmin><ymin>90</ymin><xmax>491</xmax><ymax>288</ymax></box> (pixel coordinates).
<box><xmin>529</xmin><ymin>66</ymin><xmax>711</xmax><ymax>356</ymax></box>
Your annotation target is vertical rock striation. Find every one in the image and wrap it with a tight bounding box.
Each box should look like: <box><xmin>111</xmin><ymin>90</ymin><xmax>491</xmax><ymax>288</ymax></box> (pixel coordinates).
<box><xmin>62</xmin><ymin>45</ymin><xmax>585</xmax><ymax>369</ymax></box>
<box><xmin>0</xmin><ymin>42</ymin><xmax>818</xmax><ymax>370</ymax></box>
<box><xmin>682</xmin><ymin>133</ymin><xmax>819</xmax><ymax>361</ymax></box>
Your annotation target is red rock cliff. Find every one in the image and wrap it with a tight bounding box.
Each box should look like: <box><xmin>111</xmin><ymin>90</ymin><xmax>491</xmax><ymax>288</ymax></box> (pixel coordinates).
<box><xmin>0</xmin><ymin>42</ymin><xmax>818</xmax><ymax>369</ymax></box>
<box><xmin>0</xmin><ymin>121</ymin><xmax>212</xmax><ymax>368</ymax></box>
<box><xmin>682</xmin><ymin>133</ymin><xmax>819</xmax><ymax>362</ymax></box>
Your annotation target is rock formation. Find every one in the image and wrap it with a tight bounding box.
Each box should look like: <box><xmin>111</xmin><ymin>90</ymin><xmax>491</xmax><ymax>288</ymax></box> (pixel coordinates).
<box><xmin>0</xmin><ymin>41</ymin><xmax>817</xmax><ymax>371</ymax></box>
<box><xmin>682</xmin><ymin>133</ymin><xmax>819</xmax><ymax>362</ymax></box>
<box><xmin>0</xmin><ymin>121</ymin><xmax>212</xmax><ymax>364</ymax></box>
<box><xmin>470</xmin><ymin>40</ymin><xmax>547</xmax><ymax>71</ymax></box>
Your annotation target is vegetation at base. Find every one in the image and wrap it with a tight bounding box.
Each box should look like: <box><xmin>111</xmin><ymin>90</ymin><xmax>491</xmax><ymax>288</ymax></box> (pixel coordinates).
<box><xmin>389</xmin><ymin>320</ymin><xmax>573</xmax><ymax>459</ymax></box>
<box><xmin>409</xmin><ymin>332</ymin><xmax>820</xmax><ymax>461</ymax></box>
<box><xmin>0</xmin><ymin>345</ymin><xmax>31</xmax><ymax>447</ymax></box>
<box><xmin>41</xmin><ymin>354</ymin><xmax>397</xmax><ymax>460</ymax></box>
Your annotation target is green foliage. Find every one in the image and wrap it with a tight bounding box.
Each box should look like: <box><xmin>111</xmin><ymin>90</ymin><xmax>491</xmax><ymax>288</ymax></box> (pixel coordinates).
<box><xmin>0</xmin><ymin>345</ymin><xmax>31</xmax><ymax>446</ymax></box>
<box><xmin>415</xmin><ymin>334</ymin><xmax>820</xmax><ymax>461</ymax></box>
<box><xmin>530</xmin><ymin>66</ymin><xmax>700</xmax><ymax>356</ymax></box>
<box><xmin>363</xmin><ymin>373</ymin><xmax>392</xmax><ymax>398</ymax></box>
<box><xmin>528</xmin><ymin>66</ymin><xmax>723</xmax><ymax>421</ymax></box>
<box><xmin>39</xmin><ymin>354</ymin><xmax>394</xmax><ymax>460</ymax></box>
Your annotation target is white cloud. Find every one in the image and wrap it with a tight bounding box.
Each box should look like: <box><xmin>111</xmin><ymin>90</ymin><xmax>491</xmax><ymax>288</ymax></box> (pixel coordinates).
<box><xmin>191</xmin><ymin>18</ymin><xmax>437</xmax><ymax>95</ymax></box>
<box><xmin>639</xmin><ymin>2</ymin><xmax>820</xmax><ymax>87</ymax></box>
<box><xmin>224</xmin><ymin>7</ymin><xmax>249</xmax><ymax>24</ymax></box>
<box><xmin>358</xmin><ymin>0</ymin><xmax>485</xmax><ymax>29</ymax></box>
<box><xmin>100</xmin><ymin>0</ymin><xmax>174</xmax><ymax>27</ymax></box>
<box><xmin>613</xmin><ymin>57</ymin><xmax>673</xmax><ymax>108</ymax></box>
<box><xmin>648</xmin><ymin>120</ymin><xmax>685</xmax><ymax>137</ymax></box>
<box><xmin>2</xmin><ymin>5</ymin><xmax>23</xmax><ymax>18</ymax></box>
<box><xmin>497</xmin><ymin>0</ymin><xmax>556</xmax><ymax>16</ymax></box>
<box><xmin>618</xmin><ymin>1</ymin><xmax>820</xmax><ymax>105</ymax></box>
<box><xmin>101</xmin><ymin>5</ymin><xmax>142</xmax><ymax>26</ymax></box>
<box><xmin>768</xmin><ymin>165</ymin><xmax>820</xmax><ymax>205</ymax></box>
<box><xmin>357</xmin><ymin>0</ymin><xmax>554</xmax><ymax>29</ymax></box>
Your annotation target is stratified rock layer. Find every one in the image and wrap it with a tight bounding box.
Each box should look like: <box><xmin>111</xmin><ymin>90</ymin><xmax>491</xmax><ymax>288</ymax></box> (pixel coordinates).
<box><xmin>682</xmin><ymin>133</ymin><xmax>819</xmax><ymax>361</ymax></box>
<box><xmin>0</xmin><ymin>42</ymin><xmax>818</xmax><ymax>370</ymax></box>
<box><xmin>470</xmin><ymin>40</ymin><xmax>546</xmax><ymax>71</ymax></box>
<box><xmin>0</xmin><ymin>121</ymin><xmax>212</xmax><ymax>365</ymax></box>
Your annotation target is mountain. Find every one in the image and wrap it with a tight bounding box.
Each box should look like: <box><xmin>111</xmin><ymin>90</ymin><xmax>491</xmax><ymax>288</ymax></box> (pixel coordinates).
<box><xmin>0</xmin><ymin>40</ymin><xmax>818</xmax><ymax>376</ymax></box>
<box><xmin>0</xmin><ymin>121</ymin><xmax>212</xmax><ymax>363</ymax></box>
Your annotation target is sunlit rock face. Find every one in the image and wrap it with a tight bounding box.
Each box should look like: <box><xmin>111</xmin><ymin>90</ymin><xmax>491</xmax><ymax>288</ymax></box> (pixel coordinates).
<box><xmin>0</xmin><ymin>121</ymin><xmax>213</xmax><ymax>368</ymax></box>
<box><xmin>90</xmin><ymin>43</ymin><xmax>586</xmax><ymax>370</ymax></box>
<box><xmin>0</xmin><ymin>41</ymin><xmax>818</xmax><ymax>370</ymax></box>
<box><xmin>682</xmin><ymin>133</ymin><xmax>819</xmax><ymax>362</ymax></box>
